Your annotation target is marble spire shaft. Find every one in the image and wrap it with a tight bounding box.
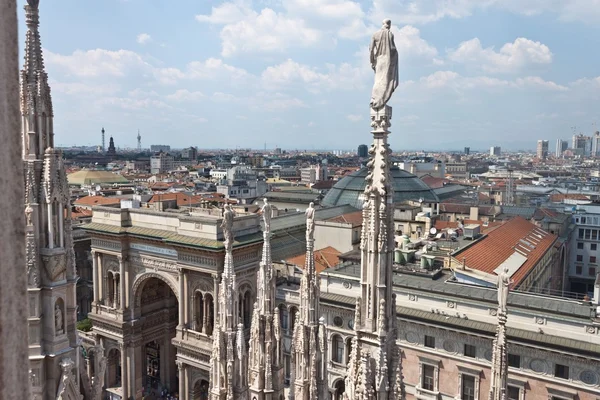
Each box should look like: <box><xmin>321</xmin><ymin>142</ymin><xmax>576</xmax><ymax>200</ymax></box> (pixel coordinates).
<box><xmin>248</xmin><ymin>199</ymin><xmax>284</xmax><ymax>400</ymax></box>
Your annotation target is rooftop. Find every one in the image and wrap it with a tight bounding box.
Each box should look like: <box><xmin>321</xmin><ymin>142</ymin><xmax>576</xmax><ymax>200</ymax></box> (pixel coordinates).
<box><xmin>452</xmin><ymin>216</ymin><xmax>557</xmax><ymax>286</ymax></box>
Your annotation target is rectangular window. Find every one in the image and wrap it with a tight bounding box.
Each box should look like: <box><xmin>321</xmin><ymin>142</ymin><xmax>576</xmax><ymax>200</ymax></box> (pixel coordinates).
<box><xmin>507</xmin><ymin>353</ymin><xmax>521</xmax><ymax>368</ymax></box>
<box><xmin>554</xmin><ymin>364</ymin><xmax>569</xmax><ymax>379</ymax></box>
<box><xmin>592</xmin><ymin>243</ymin><xmax>598</xmax><ymax>251</ymax></box>
<box><xmin>464</xmin><ymin>344</ymin><xmax>476</xmax><ymax>358</ymax></box>
<box><xmin>576</xmin><ymin>265</ymin><xmax>583</xmax><ymax>274</ymax></box>
<box><xmin>577</xmin><ymin>255</ymin><xmax>583</xmax><ymax>262</ymax></box>
<box><xmin>577</xmin><ymin>242</ymin><xmax>584</xmax><ymax>249</ymax></box>
<box><xmin>585</xmin><ymin>229</ymin><xmax>591</xmax><ymax>240</ymax></box>
<box><xmin>591</xmin><ymin>256</ymin><xmax>597</xmax><ymax>263</ymax></box>
<box><xmin>579</xmin><ymin>229</ymin><xmax>584</xmax><ymax>239</ymax></box>
<box><xmin>461</xmin><ymin>375</ymin><xmax>476</xmax><ymax>400</ymax></box>
<box><xmin>424</xmin><ymin>335</ymin><xmax>435</xmax><ymax>348</ymax></box>
<box><xmin>422</xmin><ymin>364</ymin><xmax>435</xmax><ymax>391</ymax></box>
<box><xmin>593</xmin><ymin>230</ymin><xmax>599</xmax><ymax>241</ymax></box>
<box><xmin>590</xmin><ymin>267</ymin><xmax>596</xmax><ymax>276</ymax></box>
<box><xmin>507</xmin><ymin>386</ymin><xmax>520</xmax><ymax>400</ymax></box>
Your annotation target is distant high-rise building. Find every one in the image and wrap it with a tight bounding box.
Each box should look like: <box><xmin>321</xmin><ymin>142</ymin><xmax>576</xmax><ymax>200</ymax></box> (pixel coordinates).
<box><xmin>555</xmin><ymin>139</ymin><xmax>568</xmax><ymax>157</ymax></box>
<box><xmin>536</xmin><ymin>140</ymin><xmax>549</xmax><ymax>159</ymax></box>
<box><xmin>464</xmin><ymin>146</ymin><xmax>470</xmax><ymax>155</ymax></box>
<box><xmin>137</xmin><ymin>129</ymin><xmax>141</xmax><ymax>152</ymax></box>
<box><xmin>107</xmin><ymin>136</ymin><xmax>116</xmax><ymax>156</ymax></box>
<box><xmin>150</xmin><ymin>144</ymin><xmax>171</xmax><ymax>152</ymax></box>
<box><xmin>592</xmin><ymin>131</ymin><xmax>600</xmax><ymax>157</ymax></box>
<box><xmin>101</xmin><ymin>127</ymin><xmax>106</xmax><ymax>153</ymax></box>
<box><xmin>357</xmin><ymin>144</ymin><xmax>368</xmax><ymax>157</ymax></box>
<box><xmin>181</xmin><ymin>146</ymin><xmax>198</xmax><ymax>160</ymax></box>
<box><xmin>572</xmin><ymin>133</ymin><xmax>591</xmax><ymax>156</ymax></box>
<box><xmin>490</xmin><ymin>146</ymin><xmax>501</xmax><ymax>156</ymax></box>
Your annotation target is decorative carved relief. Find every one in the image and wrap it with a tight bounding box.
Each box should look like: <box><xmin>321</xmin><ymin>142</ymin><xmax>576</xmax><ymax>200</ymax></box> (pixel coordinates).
<box><xmin>442</xmin><ymin>340</ymin><xmax>457</xmax><ymax>353</ymax></box>
<box><xmin>534</xmin><ymin>316</ymin><xmax>546</xmax><ymax>325</ymax></box>
<box><xmin>488</xmin><ymin>308</ymin><xmax>497</xmax><ymax>316</ymax></box>
<box><xmin>529</xmin><ymin>359</ymin><xmax>548</xmax><ymax>374</ymax></box>
<box><xmin>408</xmin><ymin>294</ymin><xmax>417</xmax><ymax>301</ymax></box>
<box><xmin>405</xmin><ymin>331</ymin><xmax>419</xmax><ymax>344</ymax></box>
<box><xmin>446</xmin><ymin>301</ymin><xmax>456</xmax><ymax>309</ymax></box>
<box><xmin>343</xmin><ymin>281</ymin><xmax>353</xmax><ymax>289</ymax></box>
<box><xmin>580</xmin><ymin>370</ymin><xmax>598</xmax><ymax>385</ymax></box>
<box><xmin>129</xmin><ymin>255</ymin><xmax>178</xmax><ymax>273</ymax></box>
<box><xmin>42</xmin><ymin>253</ymin><xmax>66</xmax><ymax>281</ymax></box>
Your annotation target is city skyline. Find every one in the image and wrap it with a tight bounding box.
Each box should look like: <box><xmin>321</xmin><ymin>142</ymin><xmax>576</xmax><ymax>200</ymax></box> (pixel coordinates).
<box><xmin>17</xmin><ymin>0</ymin><xmax>600</xmax><ymax>150</ymax></box>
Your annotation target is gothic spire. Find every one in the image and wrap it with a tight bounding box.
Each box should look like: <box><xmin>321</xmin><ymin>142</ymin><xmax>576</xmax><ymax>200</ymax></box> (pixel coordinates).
<box><xmin>290</xmin><ymin>202</ymin><xmax>327</xmax><ymax>400</ymax></box>
<box><xmin>248</xmin><ymin>199</ymin><xmax>285</xmax><ymax>399</ymax></box>
<box><xmin>345</xmin><ymin>21</ymin><xmax>405</xmax><ymax>399</ymax></box>
<box><xmin>489</xmin><ymin>267</ymin><xmax>511</xmax><ymax>400</ymax></box>
<box><xmin>209</xmin><ymin>204</ymin><xmax>248</xmax><ymax>400</ymax></box>
<box><xmin>21</xmin><ymin>0</ymin><xmax>53</xmax><ymax>159</ymax></box>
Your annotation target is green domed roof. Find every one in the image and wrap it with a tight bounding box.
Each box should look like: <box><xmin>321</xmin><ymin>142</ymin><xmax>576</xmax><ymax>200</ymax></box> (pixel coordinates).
<box><xmin>322</xmin><ymin>166</ymin><xmax>439</xmax><ymax>209</ymax></box>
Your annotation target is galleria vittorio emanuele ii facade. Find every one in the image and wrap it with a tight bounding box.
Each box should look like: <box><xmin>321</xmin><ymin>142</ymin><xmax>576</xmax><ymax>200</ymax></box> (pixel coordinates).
<box><xmin>0</xmin><ymin>1</ymin><xmax>599</xmax><ymax>400</ymax></box>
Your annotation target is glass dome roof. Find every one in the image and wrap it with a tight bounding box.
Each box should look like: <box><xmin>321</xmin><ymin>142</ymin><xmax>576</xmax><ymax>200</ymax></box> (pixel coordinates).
<box><xmin>322</xmin><ymin>166</ymin><xmax>439</xmax><ymax>209</ymax></box>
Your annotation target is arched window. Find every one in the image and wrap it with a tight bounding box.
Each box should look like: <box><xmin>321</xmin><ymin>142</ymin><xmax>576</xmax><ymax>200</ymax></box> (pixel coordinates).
<box><xmin>332</xmin><ymin>335</ymin><xmax>344</xmax><ymax>363</ymax></box>
<box><xmin>334</xmin><ymin>379</ymin><xmax>345</xmax><ymax>400</ymax></box>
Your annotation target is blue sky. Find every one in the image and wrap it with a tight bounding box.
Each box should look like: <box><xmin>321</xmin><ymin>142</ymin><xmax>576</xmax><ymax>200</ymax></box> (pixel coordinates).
<box><xmin>17</xmin><ymin>0</ymin><xmax>600</xmax><ymax>151</ymax></box>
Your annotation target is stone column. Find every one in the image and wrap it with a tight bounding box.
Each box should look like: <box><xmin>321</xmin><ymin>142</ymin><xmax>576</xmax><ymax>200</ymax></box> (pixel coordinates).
<box><xmin>183</xmin><ymin>364</ymin><xmax>190</xmax><ymax>400</ymax></box>
<box><xmin>47</xmin><ymin>202</ymin><xmax>54</xmax><ymax>248</ymax></box>
<box><xmin>177</xmin><ymin>362</ymin><xmax>185</xmax><ymax>400</ymax></box>
<box><xmin>183</xmin><ymin>271</ymin><xmax>188</xmax><ymax>326</ymax></box>
<box><xmin>202</xmin><ymin>298</ymin><xmax>208</xmax><ymax>335</ymax></box>
<box><xmin>92</xmin><ymin>250</ymin><xmax>99</xmax><ymax>304</ymax></box>
<box><xmin>0</xmin><ymin>2</ymin><xmax>30</xmax><ymax>398</ymax></box>
<box><xmin>120</xmin><ymin>343</ymin><xmax>129</xmax><ymax>399</ymax></box>
<box><xmin>178</xmin><ymin>268</ymin><xmax>185</xmax><ymax>328</ymax></box>
<box><xmin>98</xmin><ymin>253</ymin><xmax>104</xmax><ymax>304</ymax></box>
<box><xmin>58</xmin><ymin>201</ymin><xmax>64</xmax><ymax>247</ymax></box>
<box><xmin>119</xmin><ymin>256</ymin><xmax>126</xmax><ymax>310</ymax></box>
<box><xmin>113</xmin><ymin>274</ymin><xmax>119</xmax><ymax>308</ymax></box>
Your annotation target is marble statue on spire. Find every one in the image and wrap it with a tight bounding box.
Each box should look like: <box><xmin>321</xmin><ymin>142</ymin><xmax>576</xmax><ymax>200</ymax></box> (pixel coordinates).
<box><xmin>290</xmin><ymin>201</ymin><xmax>327</xmax><ymax>400</ymax></box>
<box><xmin>210</xmin><ymin>205</ymin><xmax>248</xmax><ymax>400</ymax></box>
<box><xmin>248</xmin><ymin>196</ymin><xmax>285</xmax><ymax>399</ymax></box>
<box><xmin>369</xmin><ymin>19</ymin><xmax>399</xmax><ymax>110</ymax></box>
<box><xmin>345</xmin><ymin>19</ymin><xmax>404</xmax><ymax>400</ymax></box>
<box><xmin>498</xmin><ymin>266</ymin><xmax>511</xmax><ymax>314</ymax></box>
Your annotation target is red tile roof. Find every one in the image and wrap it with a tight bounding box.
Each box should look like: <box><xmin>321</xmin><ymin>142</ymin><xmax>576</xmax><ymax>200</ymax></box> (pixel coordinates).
<box><xmin>148</xmin><ymin>192</ymin><xmax>204</xmax><ymax>207</ymax></box>
<box><xmin>434</xmin><ymin>221</ymin><xmax>459</xmax><ymax>230</ymax></box>
<box><xmin>453</xmin><ymin>216</ymin><xmax>557</xmax><ymax>286</ymax></box>
<box><xmin>286</xmin><ymin>246</ymin><xmax>341</xmax><ymax>275</ymax></box>
<box><xmin>324</xmin><ymin>211</ymin><xmax>363</xmax><ymax>227</ymax></box>
<box><xmin>74</xmin><ymin>196</ymin><xmax>121</xmax><ymax>207</ymax></box>
<box><xmin>421</xmin><ymin>175</ymin><xmax>447</xmax><ymax>189</ymax></box>
<box><xmin>549</xmin><ymin>193</ymin><xmax>590</xmax><ymax>202</ymax></box>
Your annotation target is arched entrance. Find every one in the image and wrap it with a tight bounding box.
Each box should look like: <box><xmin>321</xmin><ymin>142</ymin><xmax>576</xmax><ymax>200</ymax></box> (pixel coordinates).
<box><xmin>192</xmin><ymin>379</ymin><xmax>209</xmax><ymax>400</ymax></box>
<box><xmin>135</xmin><ymin>276</ymin><xmax>179</xmax><ymax>396</ymax></box>
<box><xmin>333</xmin><ymin>379</ymin><xmax>345</xmax><ymax>400</ymax></box>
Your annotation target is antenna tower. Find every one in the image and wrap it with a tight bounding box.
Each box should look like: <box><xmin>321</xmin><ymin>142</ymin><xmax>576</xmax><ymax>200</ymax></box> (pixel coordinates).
<box><xmin>101</xmin><ymin>127</ymin><xmax>106</xmax><ymax>153</ymax></box>
<box><xmin>137</xmin><ymin>129</ymin><xmax>142</xmax><ymax>152</ymax></box>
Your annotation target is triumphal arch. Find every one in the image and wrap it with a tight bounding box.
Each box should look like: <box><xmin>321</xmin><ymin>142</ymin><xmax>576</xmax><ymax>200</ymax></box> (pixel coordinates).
<box><xmin>86</xmin><ymin>206</ymin><xmax>262</xmax><ymax>399</ymax></box>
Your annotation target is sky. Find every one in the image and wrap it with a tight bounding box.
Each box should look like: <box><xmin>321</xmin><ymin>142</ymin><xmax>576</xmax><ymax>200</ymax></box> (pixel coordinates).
<box><xmin>16</xmin><ymin>0</ymin><xmax>600</xmax><ymax>151</ymax></box>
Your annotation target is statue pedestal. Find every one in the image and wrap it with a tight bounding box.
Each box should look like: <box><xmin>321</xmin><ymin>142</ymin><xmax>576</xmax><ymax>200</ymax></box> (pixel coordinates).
<box><xmin>370</xmin><ymin>105</ymin><xmax>392</xmax><ymax>133</ymax></box>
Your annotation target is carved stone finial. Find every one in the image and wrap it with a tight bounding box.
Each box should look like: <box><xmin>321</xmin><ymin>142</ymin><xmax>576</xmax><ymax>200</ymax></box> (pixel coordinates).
<box><xmin>27</xmin><ymin>0</ymin><xmax>40</xmax><ymax>9</ymax></box>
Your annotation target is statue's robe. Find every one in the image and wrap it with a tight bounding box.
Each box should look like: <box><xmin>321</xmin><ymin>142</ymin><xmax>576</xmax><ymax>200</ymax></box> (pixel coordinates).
<box><xmin>369</xmin><ymin>27</ymin><xmax>399</xmax><ymax>110</ymax></box>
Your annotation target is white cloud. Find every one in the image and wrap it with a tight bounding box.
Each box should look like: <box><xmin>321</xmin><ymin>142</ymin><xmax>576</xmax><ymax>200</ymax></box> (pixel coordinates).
<box><xmin>412</xmin><ymin>71</ymin><xmax>566</xmax><ymax>92</ymax></box>
<box><xmin>153</xmin><ymin>67</ymin><xmax>185</xmax><ymax>85</ymax></box>
<box><xmin>45</xmin><ymin>49</ymin><xmax>150</xmax><ymax>78</ymax></box>
<box><xmin>448</xmin><ymin>37</ymin><xmax>552</xmax><ymax>73</ymax></box>
<box><xmin>514</xmin><ymin>76</ymin><xmax>567</xmax><ymax>91</ymax></box>
<box><xmin>394</xmin><ymin>25</ymin><xmax>438</xmax><ymax>60</ymax></box>
<box><xmin>50</xmin><ymin>81</ymin><xmax>120</xmax><ymax>96</ymax></box>
<box><xmin>136</xmin><ymin>33</ymin><xmax>152</xmax><ymax>44</ymax></box>
<box><xmin>370</xmin><ymin>0</ymin><xmax>600</xmax><ymax>25</ymax></box>
<box><xmin>261</xmin><ymin>59</ymin><xmax>368</xmax><ymax>91</ymax></box>
<box><xmin>187</xmin><ymin>58</ymin><xmax>249</xmax><ymax>80</ymax></box>
<box><xmin>197</xmin><ymin>4</ymin><xmax>322</xmax><ymax>57</ymax></box>
<box><xmin>166</xmin><ymin>89</ymin><xmax>205</xmax><ymax>102</ymax></box>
